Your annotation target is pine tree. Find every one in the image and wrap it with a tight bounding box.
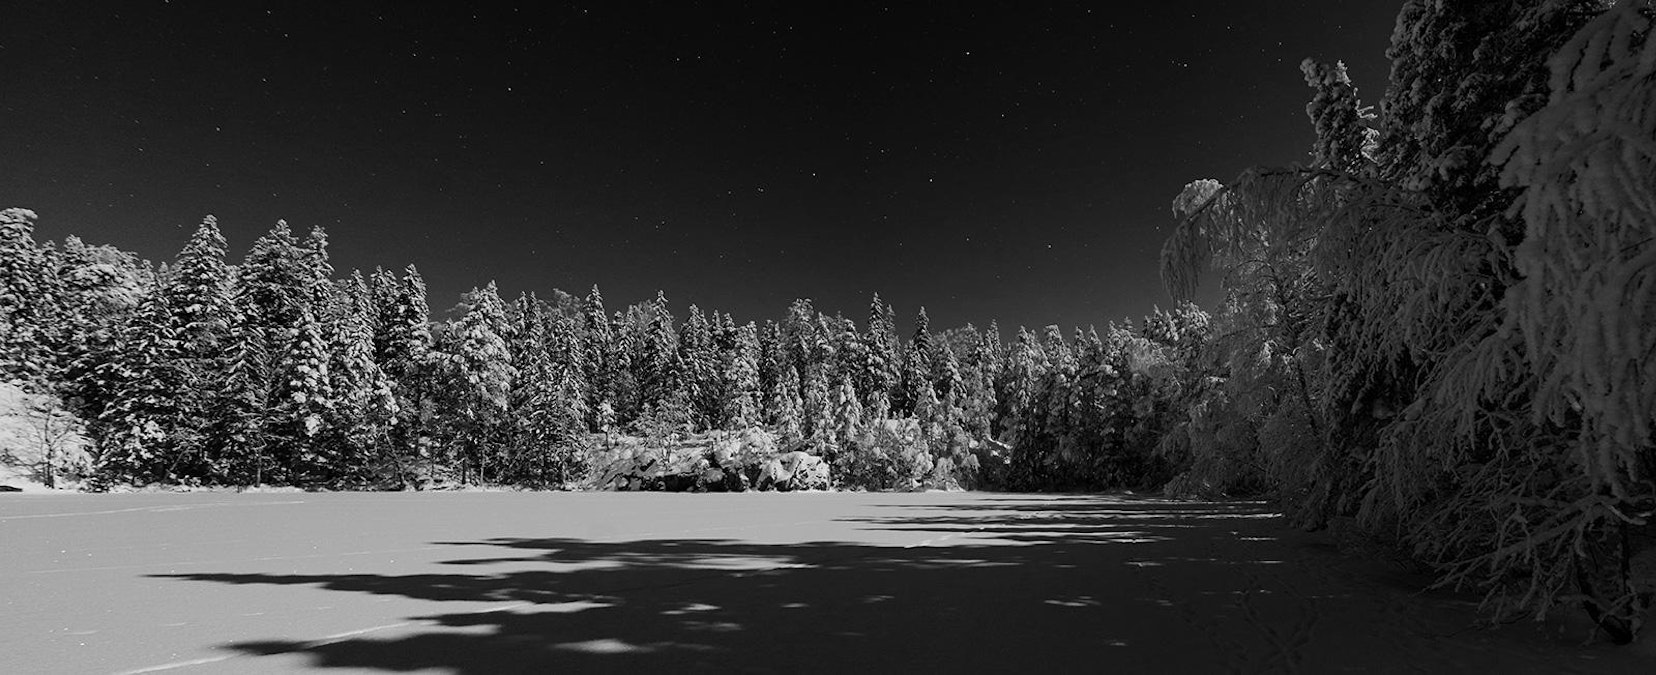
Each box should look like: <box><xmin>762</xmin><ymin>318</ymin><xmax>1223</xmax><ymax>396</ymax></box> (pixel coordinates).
<box><xmin>267</xmin><ymin>308</ymin><xmax>335</xmax><ymax>483</ymax></box>
<box><xmin>581</xmin><ymin>285</ymin><xmax>614</xmax><ymax>429</ymax></box>
<box><xmin>166</xmin><ymin>216</ymin><xmax>237</xmax><ymax>347</ymax></box>
<box><xmin>1041</xmin><ymin>325</ymin><xmax>1076</xmax><ymax>441</ymax></box>
<box><xmin>781</xmin><ymin>298</ymin><xmax>818</xmax><ymax>376</ymax></box>
<box><xmin>439</xmin><ymin>282</ymin><xmax>516</xmax><ymax>485</ymax></box>
<box><xmin>0</xmin><ymin>208</ymin><xmax>64</xmax><ymax>384</ymax></box>
<box><xmin>982</xmin><ymin>320</ymin><xmax>1005</xmax><ymax>375</ymax></box>
<box><xmin>713</xmin><ymin>311</ymin><xmax>738</xmax><ymax>351</ymax></box>
<box><xmin>239</xmin><ymin>220</ymin><xmax>313</xmax><ymax>333</ymax></box>
<box><xmin>1301</xmin><ymin>59</ymin><xmax>1375</xmax><ymax>173</ymax></box>
<box><xmin>639</xmin><ymin>291</ymin><xmax>679</xmax><ymax>412</ymax></box>
<box><xmin>93</xmin><ymin>294</ymin><xmax>189</xmax><ymax>484</ymax></box>
<box><xmin>932</xmin><ymin>339</ymin><xmax>963</xmax><ymax>412</ymax></box>
<box><xmin>810</xmin><ymin>313</ymin><xmax>840</xmax><ymax>379</ymax></box>
<box><xmin>203</xmin><ymin>316</ymin><xmax>270</xmax><ymax>485</ymax></box>
<box><xmin>961</xmin><ymin>327</ymin><xmax>1001</xmax><ymax>441</ymax></box>
<box><xmin>802</xmin><ymin>363</ymin><xmax>833</xmax><ymax>449</ymax></box>
<box><xmin>914</xmin><ymin>378</ymin><xmax>951</xmax><ymax>460</ymax></box>
<box><xmin>547</xmin><ymin>306</ymin><xmax>590</xmax><ymax>400</ymax></box>
<box><xmin>608</xmin><ymin>308</ymin><xmax>641</xmax><ymax>423</ymax></box>
<box><xmin>720</xmin><ymin>322</ymin><xmax>763</xmax><ymax>430</ymax></box>
<box><xmin>369</xmin><ymin>265</ymin><xmax>432</xmax><ymax>486</ymax></box>
<box><xmin>998</xmin><ymin>327</ymin><xmax>1046</xmax><ymax>450</ymax></box>
<box><xmin>678</xmin><ymin>304</ymin><xmax>719</xmax><ymax>429</ymax></box>
<box><xmin>899</xmin><ymin>307</ymin><xmax>934</xmax><ymax>416</ymax></box>
<box><xmin>862</xmin><ymin>294</ymin><xmax>900</xmax><ymax>406</ymax></box>
<box><xmin>767</xmin><ymin>364</ymin><xmax>804</xmax><ymax>442</ymax></box>
<box><xmin>54</xmin><ymin>235</ymin><xmax>146</xmax><ymax>350</ymax></box>
<box><xmin>54</xmin><ymin>236</ymin><xmax>150</xmax><ymax>448</ymax></box>
<box><xmin>151</xmin><ymin>216</ymin><xmax>243</xmax><ymax>480</ymax></box>
<box><xmin>323</xmin><ymin>272</ymin><xmax>398</xmax><ymax>483</ymax></box>
<box><xmin>368</xmin><ymin>266</ymin><xmax>399</xmax><ymax>351</ymax></box>
<box><xmin>301</xmin><ymin>225</ymin><xmax>335</xmax><ymax>311</ymax></box>
<box><xmin>831</xmin><ymin>374</ymin><xmax>863</xmax><ymax>453</ymax></box>
<box><xmin>1375</xmin><ymin>0</ymin><xmax>1603</xmax><ymax>221</ymax></box>
<box><xmin>505</xmin><ymin>294</ymin><xmax>587</xmax><ymax>487</ymax></box>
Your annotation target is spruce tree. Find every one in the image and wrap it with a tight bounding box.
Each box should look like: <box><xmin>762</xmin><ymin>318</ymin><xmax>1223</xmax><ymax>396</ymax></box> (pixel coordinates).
<box><xmin>608</xmin><ymin>308</ymin><xmax>641</xmax><ymax>424</ymax></box>
<box><xmin>506</xmin><ymin>294</ymin><xmax>587</xmax><ymax>487</ymax></box>
<box><xmin>767</xmin><ymin>364</ymin><xmax>804</xmax><ymax>442</ymax></box>
<box><xmin>160</xmin><ymin>216</ymin><xmax>243</xmax><ymax>480</ymax></box>
<box><xmin>93</xmin><ymin>294</ymin><xmax>189</xmax><ymax>484</ymax></box>
<box><xmin>781</xmin><ymin>298</ymin><xmax>818</xmax><ymax>376</ymax></box>
<box><xmin>440</xmin><ymin>282</ymin><xmax>516</xmax><ymax>484</ymax></box>
<box><xmin>239</xmin><ymin>220</ymin><xmax>312</xmax><ymax>333</ymax></box>
<box><xmin>0</xmin><ymin>208</ymin><xmax>64</xmax><ymax>385</ymax></box>
<box><xmin>324</xmin><ymin>272</ymin><xmax>398</xmax><ymax>483</ymax></box>
<box><xmin>1041</xmin><ymin>326</ymin><xmax>1077</xmax><ymax>444</ymax></box>
<box><xmin>932</xmin><ymin>339</ymin><xmax>963</xmax><ymax>412</ymax></box>
<box><xmin>547</xmin><ymin>306</ymin><xmax>590</xmax><ymax>399</ymax></box>
<box><xmin>720</xmin><ymin>322</ymin><xmax>763</xmax><ymax>430</ymax></box>
<box><xmin>639</xmin><ymin>291</ymin><xmax>679</xmax><ymax>413</ymax></box>
<box><xmin>204</xmin><ymin>316</ymin><xmax>270</xmax><ymax>485</ymax></box>
<box><xmin>755</xmin><ymin>319</ymin><xmax>786</xmax><ymax>425</ymax></box>
<box><xmin>55</xmin><ymin>236</ymin><xmax>150</xmax><ymax>451</ymax></box>
<box><xmin>1300</xmin><ymin>59</ymin><xmax>1375</xmax><ymax>173</ymax></box>
<box><xmin>831</xmin><ymin>373</ymin><xmax>863</xmax><ymax>452</ymax></box>
<box><xmin>301</xmin><ymin>225</ymin><xmax>335</xmax><ymax>310</ymax></box>
<box><xmin>863</xmin><ymin>294</ymin><xmax>900</xmax><ymax>407</ymax></box>
<box><xmin>998</xmin><ymin>327</ymin><xmax>1046</xmax><ymax>449</ymax></box>
<box><xmin>678</xmin><ymin>304</ymin><xmax>719</xmax><ymax>429</ymax></box>
<box><xmin>368</xmin><ymin>267</ymin><xmax>399</xmax><ymax>350</ymax></box>
<box><xmin>371</xmin><ymin>265</ymin><xmax>433</xmax><ymax>485</ymax></box>
<box><xmin>899</xmin><ymin>307</ymin><xmax>935</xmax><ymax>416</ymax></box>
<box><xmin>1376</xmin><ymin>0</ymin><xmax>1602</xmax><ymax>221</ymax></box>
<box><xmin>802</xmin><ymin>363</ymin><xmax>833</xmax><ymax>451</ymax></box>
<box><xmin>961</xmin><ymin>327</ymin><xmax>1001</xmax><ymax>441</ymax></box>
<box><xmin>167</xmin><ymin>217</ymin><xmax>236</xmax><ymax>349</ymax></box>
<box><xmin>54</xmin><ymin>235</ymin><xmax>146</xmax><ymax>355</ymax></box>
<box><xmin>267</xmin><ymin>308</ymin><xmax>335</xmax><ymax>483</ymax></box>
<box><xmin>581</xmin><ymin>285</ymin><xmax>613</xmax><ymax>429</ymax></box>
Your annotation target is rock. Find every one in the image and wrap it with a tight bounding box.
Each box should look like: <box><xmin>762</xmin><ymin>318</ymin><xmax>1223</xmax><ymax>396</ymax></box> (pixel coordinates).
<box><xmin>0</xmin><ymin>485</ymin><xmax>22</xmax><ymax>492</ymax></box>
<box><xmin>698</xmin><ymin>466</ymin><xmax>728</xmax><ymax>490</ymax></box>
<box><xmin>756</xmin><ymin>457</ymin><xmax>791</xmax><ymax>491</ymax></box>
<box><xmin>790</xmin><ymin>453</ymin><xmax>830</xmax><ymax>490</ymax></box>
<box><xmin>755</xmin><ymin>451</ymin><xmax>830</xmax><ymax>491</ymax></box>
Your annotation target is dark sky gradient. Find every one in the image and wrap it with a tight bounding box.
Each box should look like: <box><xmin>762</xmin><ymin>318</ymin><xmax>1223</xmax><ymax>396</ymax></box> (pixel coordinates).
<box><xmin>3</xmin><ymin>1</ymin><xmax>1401</xmax><ymax>332</ymax></box>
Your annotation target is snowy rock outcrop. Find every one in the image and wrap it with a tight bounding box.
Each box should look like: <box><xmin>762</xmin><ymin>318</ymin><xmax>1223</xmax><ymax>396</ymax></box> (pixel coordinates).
<box><xmin>590</xmin><ymin>429</ymin><xmax>830</xmax><ymax>492</ymax></box>
<box><xmin>755</xmin><ymin>451</ymin><xmax>830</xmax><ymax>491</ymax></box>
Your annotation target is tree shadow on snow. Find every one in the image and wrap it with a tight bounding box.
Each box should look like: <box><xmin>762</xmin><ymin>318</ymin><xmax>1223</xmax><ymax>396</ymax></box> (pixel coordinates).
<box><xmin>152</xmin><ymin>495</ymin><xmax>1637</xmax><ymax>674</ymax></box>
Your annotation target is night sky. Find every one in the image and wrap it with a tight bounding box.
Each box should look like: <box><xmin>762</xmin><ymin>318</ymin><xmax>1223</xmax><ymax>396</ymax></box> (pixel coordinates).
<box><xmin>3</xmin><ymin>1</ymin><xmax>1401</xmax><ymax>332</ymax></box>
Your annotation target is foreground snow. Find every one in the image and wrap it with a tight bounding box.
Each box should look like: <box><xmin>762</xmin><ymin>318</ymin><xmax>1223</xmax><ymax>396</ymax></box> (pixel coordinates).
<box><xmin>0</xmin><ymin>491</ymin><xmax>1648</xmax><ymax>673</ymax></box>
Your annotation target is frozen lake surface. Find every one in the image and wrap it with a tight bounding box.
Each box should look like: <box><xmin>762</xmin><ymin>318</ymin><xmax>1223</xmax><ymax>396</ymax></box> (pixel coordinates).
<box><xmin>1</xmin><ymin>491</ymin><xmax>1647</xmax><ymax>673</ymax></box>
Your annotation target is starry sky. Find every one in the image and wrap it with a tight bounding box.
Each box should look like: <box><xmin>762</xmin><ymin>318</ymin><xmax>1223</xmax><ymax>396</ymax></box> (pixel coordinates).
<box><xmin>3</xmin><ymin>1</ymin><xmax>1402</xmax><ymax>332</ymax></box>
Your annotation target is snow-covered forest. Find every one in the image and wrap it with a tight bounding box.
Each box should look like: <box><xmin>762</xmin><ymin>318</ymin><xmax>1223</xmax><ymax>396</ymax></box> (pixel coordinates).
<box><xmin>2</xmin><ymin>0</ymin><xmax>1652</xmax><ymax>644</ymax></box>
<box><xmin>1</xmin><ymin>201</ymin><xmax>1212</xmax><ymax>495</ymax></box>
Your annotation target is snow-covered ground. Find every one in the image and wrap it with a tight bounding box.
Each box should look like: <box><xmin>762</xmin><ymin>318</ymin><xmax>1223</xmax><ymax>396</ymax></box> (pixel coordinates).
<box><xmin>1</xmin><ymin>491</ymin><xmax>1648</xmax><ymax>673</ymax></box>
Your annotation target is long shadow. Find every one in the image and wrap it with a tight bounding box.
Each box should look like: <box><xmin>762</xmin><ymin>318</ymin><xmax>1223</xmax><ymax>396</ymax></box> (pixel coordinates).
<box><xmin>152</xmin><ymin>495</ymin><xmax>1636</xmax><ymax>674</ymax></box>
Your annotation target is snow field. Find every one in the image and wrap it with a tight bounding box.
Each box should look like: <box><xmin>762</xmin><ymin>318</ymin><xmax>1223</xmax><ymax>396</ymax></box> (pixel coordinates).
<box><xmin>1</xmin><ymin>491</ymin><xmax>1649</xmax><ymax>673</ymax></box>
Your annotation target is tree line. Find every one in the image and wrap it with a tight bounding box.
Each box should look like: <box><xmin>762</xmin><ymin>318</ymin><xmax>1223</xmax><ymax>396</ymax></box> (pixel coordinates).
<box><xmin>0</xmin><ymin>209</ymin><xmax>1212</xmax><ymax>494</ymax></box>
